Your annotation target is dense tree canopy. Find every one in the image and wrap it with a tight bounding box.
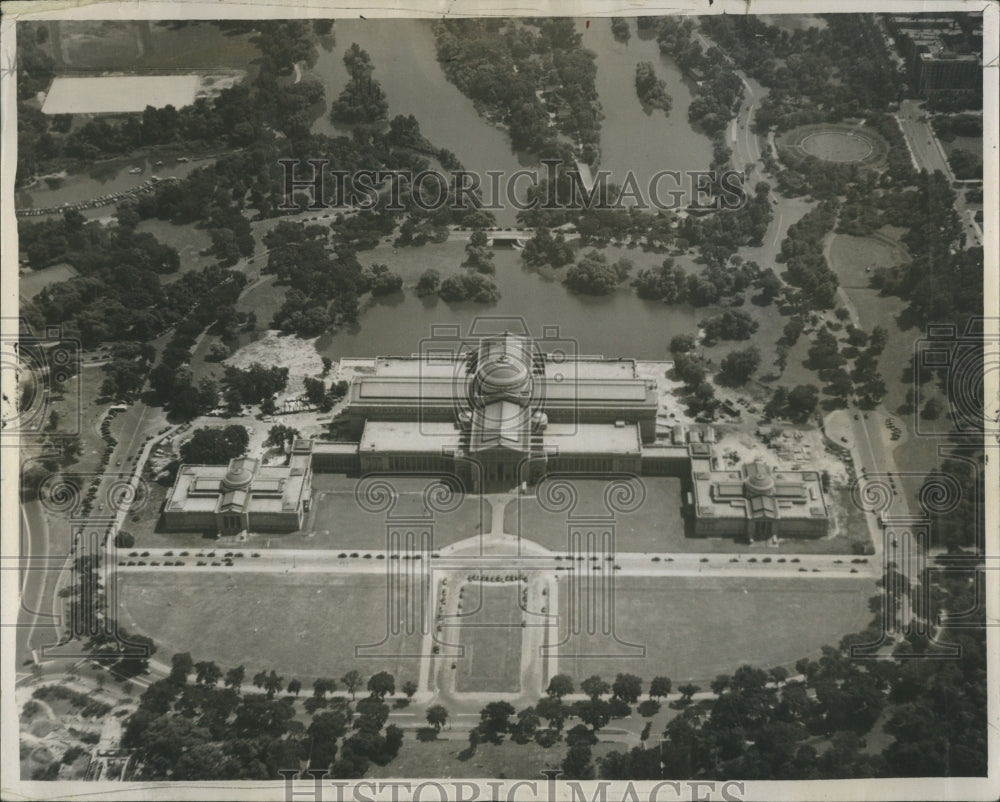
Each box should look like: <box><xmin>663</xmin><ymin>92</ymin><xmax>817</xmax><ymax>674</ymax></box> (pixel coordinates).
<box><xmin>564</xmin><ymin>251</ymin><xmax>631</xmax><ymax>295</ymax></box>
<box><xmin>178</xmin><ymin>426</ymin><xmax>249</xmax><ymax>465</ymax></box>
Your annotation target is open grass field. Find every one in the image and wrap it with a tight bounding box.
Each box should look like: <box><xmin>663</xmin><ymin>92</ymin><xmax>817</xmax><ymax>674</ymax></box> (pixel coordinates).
<box><xmin>553</xmin><ymin>574</ymin><xmax>873</xmax><ymax>685</ymax></box>
<box><xmin>827</xmin><ymin>229</ymin><xmax>908</xmax><ymax>290</ymax></box>
<box><xmin>825</xmin><ymin>227</ymin><xmax>951</xmax><ymax>475</ymax></box>
<box><xmin>800</xmin><ymin>131</ymin><xmax>876</xmax><ymax>163</ymax></box>
<box><xmin>23</xmin><ymin>361</ymin><xmax>113</xmax><ymax>476</ymax></box>
<box><xmin>505</xmin><ymin>477</ymin><xmax>686</xmax><ymax>553</ymax></box>
<box><xmin>134</xmin><ymin>219</ymin><xmax>214</xmax><ymax>284</ymax></box>
<box><xmin>41</xmin><ymin>20</ymin><xmax>259</xmax><ymax>72</ymax></box>
<box><xmin>18</xmin><ymin>263</ymin><xmax>79</xmax><ymax>299</ymax></box>
<box><xmin>779</xmin><ymin>124</ymin><xmax>889</xmax><ymax>168</ymax></box>
<box><xmin>308</xmin><ymin>474</ymin><xmax>490</xmax><ymax>550</ymax></box>
<box><xmin>452</xmin><ymin>584</ymin><xmax>523</xmax><ymax>693</ymax></box>
<box><xmin>115</xmin><ymin>572</ymin><xmax>428</xmax><ymax>683</ymax></box>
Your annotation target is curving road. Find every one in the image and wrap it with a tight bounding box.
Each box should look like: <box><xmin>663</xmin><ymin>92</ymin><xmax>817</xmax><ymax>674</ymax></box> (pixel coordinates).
<box><xmin>17</xmin><ymin>502</ymin><xmax>69</xmax><ymax>670</ymax></box>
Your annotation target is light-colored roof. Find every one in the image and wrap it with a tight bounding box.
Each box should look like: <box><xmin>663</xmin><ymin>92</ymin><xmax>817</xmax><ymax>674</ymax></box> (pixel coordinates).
<box><xmin>471</xmin><ymin>401</ymin><xmax>530</xmax><ymax>452</ymax></box>
<box><xmin>312</xmin><ymin>441</ymin><xmax>361</xmax><ymax>456</ymax></box>
<box><xmin>352</xmin><ymin>376</ymin><xmax>656</xmax><ymax>407</ymax></box>
<box><xmin>542</xmin><ymin>358</ymin><xmax>637</xmax><ymax>381</ymax></box>
<box><xmin>165</xmin><ymin>452</ymin><xmax>311</xmax><ymax>518</ymax></box>
<box><xmin>691</xmin><ymin>458</ymin><xmax>829</xmax><ymax>521</ymax></box>
<box><xmin>359</xmin><ymin>421</ymin><xmax>460</xmax><ymax>453</ymax></box>
<box><xmin>544</xmin><ymin>422</ymin><xmax>641</xmax><ymax>454</ymax></box>
<box><xmin>349</xmin><ymin>335</ymin><xmax>655</xmax><ymax>410</ymax></box>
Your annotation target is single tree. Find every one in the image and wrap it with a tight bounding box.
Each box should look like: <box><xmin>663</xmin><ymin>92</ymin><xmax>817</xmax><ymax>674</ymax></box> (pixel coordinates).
<box><xmin>612</xmin><ymin>673</ymin><xmax>643</xmax><ymax>704</ymax></box>
<box><xmin>477</xmin><ymin>700</ymin><xmax>516</xmax><ymax>743</ymax></box>
<box><xmin>546</xmin><ymin>674</ymin><xmax>574</xmax><ymax>699</ymax></box>
<box><xmin>341</xmin><ymin>670</ymin><xmax>363</xmax><ymax>699</ymax></box>
<box><xmin>581</xmin><ymin>675</ymin><xmax>610</xmax><ymax>700</ymax></box>
<box><xmin>169</xmin><ymin>652</ymin><xmax>194</xmax><ymax>684</ymax></box>
<box><xmin>224</xmin><ymin>665</ymin><xmax>245</xmax><ymax>690</ymax></box>
<box><xmin>194</xmin><ymin>661</ymin><xmax>221</xmax><ymax>687</ymax></box>
<box><xmin>367</xmin><ymin>671</ymin><xmax>395</xmax><ymax>699</ymax></box>
<box><xmin>264</xmin><ymin>670</ymin><xmax>284</xmax><ymax>699</ymax></box>
<box><xmin>535</xmin><ymin>696</ymin><xmax>566</xmax><ymax>731</ymax></box>
<box><xmin>566</xmin><ymin>723</ymin><xmax>598</xmax><ymax>747</ymax></box>
<box><xmin>426</xmin><ymin>704</ymin><xmax>449</xmax><ymax>732</ymax></box>
<box><xmin>678</xmin><ymin>683</ymin><xmax>700</xmax><ymax>702</ymax></box>
<box><xmin>648</xmin><ymin>676</ymin><xmax>672</xmax><ymax>700</ymax></box>
<box><xmin>575</xmin><ymin>698</ymin><xmax>611</xmax><ymax>732</ymax></box>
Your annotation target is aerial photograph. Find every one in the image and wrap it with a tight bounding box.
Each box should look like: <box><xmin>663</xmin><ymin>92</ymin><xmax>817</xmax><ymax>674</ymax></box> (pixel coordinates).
<box><xmin>2</xmin><ymin>3</ymin><xmax>995</xmax><ymax>800</ymax></box>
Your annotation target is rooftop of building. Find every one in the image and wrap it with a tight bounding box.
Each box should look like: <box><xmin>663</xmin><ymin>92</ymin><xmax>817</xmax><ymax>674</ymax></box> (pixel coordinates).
<box><xmin>312</xmin><ymin>440</ymin><xmax>363</xmax><ymax>456</ymax></box>
<box><xmin>359</xmin><ymin>420</ymin><xmax>461</xmax><ymax>453</ymax></box>
<box><xmin>350</xmin><ymin>375</ymin><xmax>656</xmax><ymax>406</ymax></box>
<box><xmin>358</xmin><ymin>335</ymin><xmax>640</xmax><ymax>382</ymax></box>
<box><xmin>690</xmin><ymin>456</ymin><xmax>828</xmax><ymax>521</ymax></box>
<box><xmin>166</xmin><ymin>452</ymin><xmax>311</xmax><ymax>517</ymax></box>
<box><xmin>543</xmin><ymin>422</ymin><xmax>642</xmax><ymax>454</ymax></box>
<box><xmin>471</xmin><ymin>400</ymin><xmax>531</xmax><ymax>452</ymax></box>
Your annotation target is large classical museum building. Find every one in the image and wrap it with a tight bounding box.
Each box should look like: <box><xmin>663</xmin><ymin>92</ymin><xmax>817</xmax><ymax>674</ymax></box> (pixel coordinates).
<box><xmin>163</xmin><ymin>333</ymin><xmax>829</xmax><ymax>541</ymax></box>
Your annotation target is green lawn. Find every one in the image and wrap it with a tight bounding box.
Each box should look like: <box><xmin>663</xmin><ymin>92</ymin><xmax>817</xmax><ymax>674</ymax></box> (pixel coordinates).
<box><xmin>19</xmin><ymin>263</ymin><xmax>80</xmax><ymax>299</ymax></box>
<box><xmin>826</xmin><ymin>229</ymin><xmax>914</xmax><ymax>411</ymax></box>
<box><xmin>505</xmin><ymin>477</ymin><xmax>687</xmax><ymax>553</ymax></box>
<box><xmin>554</xmin><ymin>574</ymin><xmax>874</xmax><ymax>685</ymax></box>
<box><xmin>308</xmin><ymin>474</ymin><xmax>490</xmax><ymax>550</ymax></box>
<box><xmin>115</xmin><ymin>572</ymin><xmax>428</xmax><ymax>684</ymax></box>
<box><xmin>55</xmin><ymin>20</ymin><xmax>259</xmax><ymax>72</ymax></box>
<box><xmin>451</xmin><ymin>584</ymin><xmax>523</xmax><ymax>693</ymax></box>
<box><xmin>134</xmin><ymin>219</ymin><xmax>214</xmax><ymax>283</ymax></box>
<box><xmin>826</xmin><ymin>229</ymin><xmax>952</xmax><ymax>481</ymax></box>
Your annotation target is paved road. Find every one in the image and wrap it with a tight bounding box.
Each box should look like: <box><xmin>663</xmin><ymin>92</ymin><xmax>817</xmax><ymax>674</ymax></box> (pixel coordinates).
<box><xmin>897</xmin><ymin>100</ymin><xmax>952</xmax><ymax>177</ymax></box>
<box><xmin>731</xmin><ymin>75</ymin><xmax>766</xmax><ymax>174</ymax></box>
<box><xmin>110</xmin><ymin>541</ymin><xmax>876</xmax><ymax>579</ymax></box>
<box><xmin>17</xmin><ymin>502</ymin><xmax>66</xmax><ymax>667</ymax></box>
<box><xmin>17</xmin><ymin>393</ymin><xmax>166</xmax><ymax>671</ymax></box>
<box><xmin>896</xmin><ymin>99</ymin><xmax>981</xmax><ymax>247</ymax></box>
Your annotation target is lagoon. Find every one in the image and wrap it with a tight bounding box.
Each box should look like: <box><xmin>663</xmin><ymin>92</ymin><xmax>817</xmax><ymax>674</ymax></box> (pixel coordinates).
<box><xmin>303</xmin><ymin>17</ymin><xmax>711</xmax><ymax>360</ymax></box>
<box><xmin>312</xmin><ymin>243</ymin><xmax>699</xmax><ymax>362</ymax></box>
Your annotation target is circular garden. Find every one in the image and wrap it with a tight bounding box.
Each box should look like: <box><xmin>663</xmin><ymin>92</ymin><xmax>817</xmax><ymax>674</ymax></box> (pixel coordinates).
<box><xmin>780</xmin><ymin>123</ymin><xmax>889</xmax><ymax>167</ymax></box>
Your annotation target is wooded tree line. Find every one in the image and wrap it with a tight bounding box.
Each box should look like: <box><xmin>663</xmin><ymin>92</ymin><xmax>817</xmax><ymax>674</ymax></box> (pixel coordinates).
<box><xmin>23</xmin><ymin>212</ymin><xmax>245</xmax><ymax>351</ymax></box>
<box><xmin>121</xmin><ymin>663</ymin><xmax>411</xmax><ymax>780</ymax></box>
<box><xmin>597</xmin><ymin>570</ymin><xmax>986</xmax><ymax>779</ymax></box>
<box><xmin>700</xmin><ymin>15</ymin><xmax>903</xmax><ymax>135</ymax></box>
